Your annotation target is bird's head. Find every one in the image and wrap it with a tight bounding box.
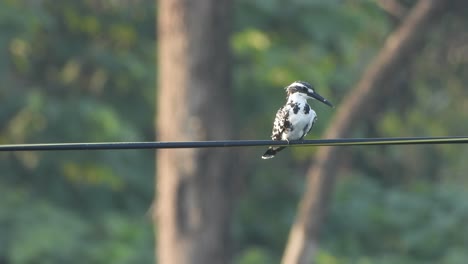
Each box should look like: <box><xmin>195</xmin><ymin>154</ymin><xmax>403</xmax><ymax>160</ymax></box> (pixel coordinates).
<box><xmin>286</xmin><ymin>81</ymin><xmax>334</xmax><ymax>108</ymax></box>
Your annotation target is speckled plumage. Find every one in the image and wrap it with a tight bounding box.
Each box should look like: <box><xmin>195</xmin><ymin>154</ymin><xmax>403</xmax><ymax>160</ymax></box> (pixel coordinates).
<box><xmin>262</xmin><ymin>81</ymin><xmax>333</xmax><ymax>159</ymax></box>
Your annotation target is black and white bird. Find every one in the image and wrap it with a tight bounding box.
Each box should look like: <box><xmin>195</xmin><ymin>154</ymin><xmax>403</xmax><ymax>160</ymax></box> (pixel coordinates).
<box><xmin>262</xmin><ymin>81</ymin><xmax>334</xmax><ymax>159</ymax></box>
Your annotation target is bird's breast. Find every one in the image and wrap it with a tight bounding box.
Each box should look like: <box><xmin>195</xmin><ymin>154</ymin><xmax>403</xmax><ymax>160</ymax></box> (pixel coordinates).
<box><xmin>283</xmin><ymin>103</ymin><xmax>316</xmax><ymax>140</ymax></box>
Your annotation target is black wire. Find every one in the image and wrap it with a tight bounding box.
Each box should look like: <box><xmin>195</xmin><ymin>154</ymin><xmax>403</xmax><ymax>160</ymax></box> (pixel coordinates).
<box><xmin>0</xmin><ymin>136</ymin><xmax>467</xmax><ymax>151</ymax></box>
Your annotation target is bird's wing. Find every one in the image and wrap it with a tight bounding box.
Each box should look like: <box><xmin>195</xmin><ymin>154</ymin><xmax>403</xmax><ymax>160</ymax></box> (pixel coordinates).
<box><xmin>271</xmin><ymin>106</ymin><xmax>291</xmax><ymax>140</ymax></box>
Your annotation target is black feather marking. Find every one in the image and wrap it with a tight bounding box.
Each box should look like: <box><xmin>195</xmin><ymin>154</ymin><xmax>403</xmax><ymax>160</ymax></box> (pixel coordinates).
<box><xmin>262</xmin><ymin>146</ymin><xmax>286</xmax><ymax>159</ymax></box>
<box><xmin>300</xmin><ymin>115</ymin><xmax>317</xmax><ymax>140</ymax></box>
<box><xmin>304</xmin><ymin>104</ymin><xmax>310</xmax><ymax>114</ymax></box>
<box><xmin>271</xmin><ymin>106</ymin><xmax>290</xmax><ymax>141</ymax></box>
<box><xmin>288</xmin><ymin>102</ymin><xmax>300</xmax><ymax>114</ymax></box>
<box><xmin>295</xmin><ymin>81</ymin><xmax>312</xmax><ymax>89</ymax></box>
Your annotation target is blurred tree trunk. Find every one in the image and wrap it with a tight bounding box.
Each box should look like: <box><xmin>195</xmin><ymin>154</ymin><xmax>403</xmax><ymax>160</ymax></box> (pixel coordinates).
<box><xmin>281</xmin><ymin>1</ymin><xmax>447</xmax><ymax>264</ymax></box>
<box><xmin>155</xmin><ymin>0</ymin><xmax>233</xmax><ymax>264</ymax></box>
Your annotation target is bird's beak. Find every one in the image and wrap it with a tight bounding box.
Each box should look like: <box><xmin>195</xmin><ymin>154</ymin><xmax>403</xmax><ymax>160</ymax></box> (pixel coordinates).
<box><xmin>308</xmin><ymin>91</ymin><xmax>334</xmax><ymax>108</ymax></box>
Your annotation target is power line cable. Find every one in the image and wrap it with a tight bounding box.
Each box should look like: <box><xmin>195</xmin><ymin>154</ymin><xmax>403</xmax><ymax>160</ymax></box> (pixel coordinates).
<box><xmin>0</xmin><ymin>136</ymin><xmax>467</xmax><ymax>152</ymax></box>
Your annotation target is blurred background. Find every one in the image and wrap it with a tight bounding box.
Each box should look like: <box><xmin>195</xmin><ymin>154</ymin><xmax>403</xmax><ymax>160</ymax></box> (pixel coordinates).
<box><xmin>1</xmin><ymin>0</ymin><xmax>467</xmax><ymax>263</ymax></box>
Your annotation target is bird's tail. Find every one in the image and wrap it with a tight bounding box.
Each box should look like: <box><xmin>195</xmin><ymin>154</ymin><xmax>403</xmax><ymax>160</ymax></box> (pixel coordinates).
<box><xmin>261</xmin><ymin>146</ymin><xmax>286</xmax><ymax>159</ymax></box>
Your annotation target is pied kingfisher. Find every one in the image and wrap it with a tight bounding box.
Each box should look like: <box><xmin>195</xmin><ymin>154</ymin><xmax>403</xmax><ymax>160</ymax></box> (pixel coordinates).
<box><xmin>262</xmin><ymin>81</ymin><xmax>334</xmax><ymax>159</ymax></box>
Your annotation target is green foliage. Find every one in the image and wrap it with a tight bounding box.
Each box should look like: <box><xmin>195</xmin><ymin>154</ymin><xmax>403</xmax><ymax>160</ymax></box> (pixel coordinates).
<box><xmin>235</xmin><ymin>246</ymin><xmax>276</xmax><ymax>264</ymax></box>
<box><xmin>0</xmin><ymin>184</ymin><xmax>154</xmax><ymax>263</ymax></box>
<box><xmin>232</xmin><ymin>1</ymin><xmax>468</xmax><ymax>264</ymax></box>
<box><xmin>1</xmin><ymin>0</ymin><xmax>467</xmax><ymax>263</ymax></box>
<box><xmin>0</xmin><ymin>0</ymin><xmax>155</xmax><ymax>262</ymax></box>
<box><xmin>321</xmin><ymin>175</ymin><xmax>468</xmax><ymax>264</ymax></box>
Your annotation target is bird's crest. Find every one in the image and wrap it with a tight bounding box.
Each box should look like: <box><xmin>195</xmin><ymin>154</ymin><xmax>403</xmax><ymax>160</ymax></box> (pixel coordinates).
<box><xmin>285</xmin><ymin>81</ymin><xmax>313</xmax><ymax>97</ymax></box>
